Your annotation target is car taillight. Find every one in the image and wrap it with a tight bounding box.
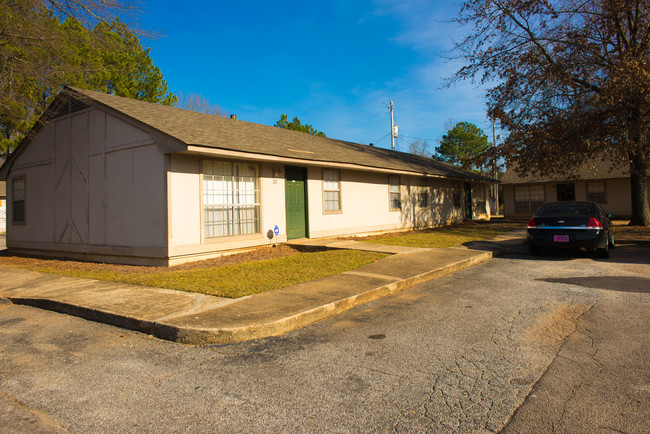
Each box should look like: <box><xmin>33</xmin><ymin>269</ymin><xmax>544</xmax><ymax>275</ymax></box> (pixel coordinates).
<box><xmin>527</xmin><ymin>218</ymin><xmax>537</xmax><ymax>229</ymax></box>
<box><xmin>588</xmin><ymin>218</ymin><xmax>603</xmax><ymax>229</ymax></box>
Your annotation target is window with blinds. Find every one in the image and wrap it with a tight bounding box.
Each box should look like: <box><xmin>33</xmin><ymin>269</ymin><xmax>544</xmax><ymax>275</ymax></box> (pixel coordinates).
<box><xmin>323</xmin><ymin>169</ymin><xmax>341</xmax><ymax>213</ymax></box>
<box><xmin>203</xmin><ymin>161</ymin><xmax>260</xmax><ymax>238</ymax></box>
<box><xmin>418</xmin><ymin>178</ymin><xmax>428</xmax><ymax>208</ymax></box>
<box><xmin>389</xmin><ymin>175</ymin><xmax>401</xmax><ymax>211</ymax></box>
<box><xmin>514</xmin><ymin>185</ymin><xmax>544</xmax><ymax>214</ymax></box>
<box><xmin>587</xmin><ymin>181</ymin><xmax>606</xmax><ymax>204</ymax></box>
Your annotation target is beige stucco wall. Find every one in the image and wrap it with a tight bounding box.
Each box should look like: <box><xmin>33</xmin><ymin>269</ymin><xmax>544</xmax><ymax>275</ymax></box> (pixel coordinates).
<box><xmin>166</xmin><ymin>155</ymin><xmax>287</xmax><ymax>262</ymax></box>
<box><xmin>306</xmin><ymin>168</ymin><xmax>404</xmax><ymax>238</ymax></box>
<box><xmin>307</xmin><ymin>170</ymin><xmax>479</xmax><ymax>237</ymax></box>
<box><xmin>6</xmin><ymin>109</ymin><xmax>167</xmax><ymax>263</ymax></box>
<box><xmin>166</xmin><ymin>156</ymin><xmax>481</xmax><ymax>264</ymax></box>
<box><xmin>601</xmin><ymin>178</ymin><xmax>634</xmax><ymax>216</ymax></box>
<box><xmin>503</xmin><ymin>178</ymin><xmax>650</xmax><ymax>217</ymax></box>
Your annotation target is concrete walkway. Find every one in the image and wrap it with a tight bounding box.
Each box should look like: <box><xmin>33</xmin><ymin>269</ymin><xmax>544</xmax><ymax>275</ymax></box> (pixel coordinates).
<box><xmin>0</xmin><ymin>230</ymin><xmax>525</xmax><ymax>345</ymax></box>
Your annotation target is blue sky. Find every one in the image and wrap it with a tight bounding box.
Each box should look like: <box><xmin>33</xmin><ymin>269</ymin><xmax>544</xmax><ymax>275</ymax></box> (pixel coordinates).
<box><xmin>138</xmin><ymin>0</ymin><xmax>497</xmax><ymax>153</ymax></box>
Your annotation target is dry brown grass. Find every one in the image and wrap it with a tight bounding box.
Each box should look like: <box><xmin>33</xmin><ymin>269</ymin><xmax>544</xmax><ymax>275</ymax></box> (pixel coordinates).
<box><xmin>0</xmin><ymin>246</ymin><xmax>387</xmax><ymax>299</ymax></box>
<box><xmin>612</xmin><ymin>221</ymin><xmax>650</xmax><ymax>243</ymax></box>
<box><xmin>348</xmin><ymin>220</ymin><xmax>523</xmax><ymax>248</ymax></box>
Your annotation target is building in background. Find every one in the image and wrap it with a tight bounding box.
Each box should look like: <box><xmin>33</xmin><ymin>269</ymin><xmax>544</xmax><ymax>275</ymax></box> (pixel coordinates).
<box><xmin>501</xmin><ymin>161</ymin><xmax>650</xmax><ymax>218</ymax></box>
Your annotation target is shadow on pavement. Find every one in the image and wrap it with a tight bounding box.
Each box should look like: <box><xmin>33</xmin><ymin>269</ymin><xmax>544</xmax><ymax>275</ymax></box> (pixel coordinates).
<box><xmin>539</xmin><ymin>276</ymin><xmax>650</xmax><ymax>293</ymax></box>
<box><xmin>507</xmin><ymin>243</ymin><xmax>650</xmax><ymax>265</ymax></box>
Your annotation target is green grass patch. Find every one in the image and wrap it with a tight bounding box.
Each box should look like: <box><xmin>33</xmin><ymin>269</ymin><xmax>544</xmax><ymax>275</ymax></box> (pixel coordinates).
<box><xmin>364</xmin><ymin>223</ymin><xmax>523</xmax><ymax>248</ymax></box>
<box><xmin>34</xmin><ymin>249</ymin><xmax>388</xmax><ymax>299</ymax></box>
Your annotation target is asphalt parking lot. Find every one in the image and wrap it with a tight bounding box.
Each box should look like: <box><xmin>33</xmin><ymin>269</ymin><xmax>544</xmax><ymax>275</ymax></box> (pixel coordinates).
<box><xmin>0</xmin><ymin>241</ymin><xmax>648</xmax><ymax>432</ymax></box>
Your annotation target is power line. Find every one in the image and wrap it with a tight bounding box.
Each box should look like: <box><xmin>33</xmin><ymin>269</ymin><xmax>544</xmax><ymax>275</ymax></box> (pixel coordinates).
<box><xmin>372</xmin><ymin>133</ymin><xmax>390</xmax><ymax>145</ymax></box>
<box><xmin>400</xmin><ymin>134</ymin><xmax>439</xmax><ymax>142</ymax></box>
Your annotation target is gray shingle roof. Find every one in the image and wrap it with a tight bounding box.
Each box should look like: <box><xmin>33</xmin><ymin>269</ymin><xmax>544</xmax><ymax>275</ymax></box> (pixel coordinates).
<box><xmin>67</xmin><ymin>87</ymin><xmax>494</xmax><ymax>181</ymax></box>
<box><xmin>501</xmin><ymin>159</ymin><xmax>644</xmax><ymax>184</ymax></box>
<box><xmin>3</xmin><ymin>87</ymin><xmax>495</xmax><ymax>182</ymax></box>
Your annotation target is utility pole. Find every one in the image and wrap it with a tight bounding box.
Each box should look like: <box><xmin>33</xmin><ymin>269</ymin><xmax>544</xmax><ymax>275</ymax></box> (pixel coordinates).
<box><xmin>389</xmin><ymin>100</ymin><xmax>396</xmax><ymax>151</ymax></box>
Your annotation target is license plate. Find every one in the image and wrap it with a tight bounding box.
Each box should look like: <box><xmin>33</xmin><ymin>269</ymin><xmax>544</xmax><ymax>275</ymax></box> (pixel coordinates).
<box><xmin>554</xmin><ymin>235</ymin><xmax>569</xmax><ymax>242</ymax></box>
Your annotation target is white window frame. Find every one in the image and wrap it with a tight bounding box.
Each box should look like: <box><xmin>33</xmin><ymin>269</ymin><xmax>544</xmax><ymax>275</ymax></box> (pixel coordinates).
<box><xmin>452</xmin><ymin>182</ymin><xmax>461</xmax><ymax>208</ymax></box>
<box><xmin>202</xmin><ymin>160</ymin><xmax>261</xmax><ymax>238</ymax></box>
<box><xmin>418</xmin><ymin>178</ymin><xmax>428</xmax><ymax>208</ymax></box>
<box><xmin>12</xmin><ymin>177</ymin><xmax>26</xmax><ymax>224</ymax></box>
<box><xmin>514</xmin><ymin>184</ymin><xmax>545</xmax><ymax>214</ymax></box>
<box><xmin>322</xmin><ymin>169</ymin><xmax>341</xmax><ymax>214</ymax></box>
<box><xmin>389</xmin><ymin>175</ymin><xmax>401</xmax><ymax>211</ymax></box>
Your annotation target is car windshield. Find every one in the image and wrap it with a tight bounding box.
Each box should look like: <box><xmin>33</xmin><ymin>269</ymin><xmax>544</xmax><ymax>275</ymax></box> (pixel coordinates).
<box><xmin>537</xmin><ymin>203</ymin><xmax>594</xmax><ymax>216</ymax></box>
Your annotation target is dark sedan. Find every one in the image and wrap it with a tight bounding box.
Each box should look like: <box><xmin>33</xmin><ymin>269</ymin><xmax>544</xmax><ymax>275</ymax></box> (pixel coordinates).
<box><xmin>527</xmin><ymin>201</ymin><xmax>615</xmax><ymax>258</ymax></box>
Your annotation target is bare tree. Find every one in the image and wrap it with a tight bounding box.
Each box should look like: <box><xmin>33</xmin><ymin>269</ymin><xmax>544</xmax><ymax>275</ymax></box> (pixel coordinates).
<box><xmin>451</xmin><ymin>0</ymin><xmax>650</xmax><ymax>225</ymax></box>
<box><xmin>442</xmin><ymin>118</ymin><xmax>456</xmax><ymax>134</ymax></box>
<box><xmin>177</xmin><ymin>92</ymin><xmax>229</xmax><ymax>117</ymax></box>
<box><xmin>44</xmin><ymin>0</ymin><xmax>144</xmax><ymax>31</ymax></box>
<box><xmin>408</xmin><ymin>139</ymin><xmax>430</xmax><ymax>157</ymax></box>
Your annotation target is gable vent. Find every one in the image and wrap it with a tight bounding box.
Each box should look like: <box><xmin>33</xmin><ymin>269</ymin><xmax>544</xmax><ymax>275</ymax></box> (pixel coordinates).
<box><xmin>51</xmin><ymin>97</ymin><xmax>91</xmax><ymax>119</ymax></box>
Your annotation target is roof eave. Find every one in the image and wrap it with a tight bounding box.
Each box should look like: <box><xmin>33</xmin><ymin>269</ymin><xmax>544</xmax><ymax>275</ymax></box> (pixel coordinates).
<box><xmin>183</xmin><ymin>145</ymin><xmax>498</xmax><ymax>181</ymax></box>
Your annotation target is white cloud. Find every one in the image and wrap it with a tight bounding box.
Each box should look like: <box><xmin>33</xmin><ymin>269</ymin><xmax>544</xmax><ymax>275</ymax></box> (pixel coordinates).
<box><xmin>317</xmin><ymin>1</ymin><xmax>503</xmax><ymax>148</ymax></box>
<box><xmin>229</xmin><ymin>1</ymin><xmax>502</xmax><ymax>150</ymax></box>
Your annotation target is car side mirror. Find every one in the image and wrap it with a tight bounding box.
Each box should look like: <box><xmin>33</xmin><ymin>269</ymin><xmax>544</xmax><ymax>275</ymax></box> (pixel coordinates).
<box><xmin>606</xmin><ymin>213</ymin><xmax>615</xmax><ymax>219</ymax></box>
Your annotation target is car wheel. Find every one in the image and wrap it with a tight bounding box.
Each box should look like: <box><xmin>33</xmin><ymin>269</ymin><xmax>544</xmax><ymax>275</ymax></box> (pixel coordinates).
<box><xmin>528</xmin><ymin>243</ymin><xmax>541</xmax><ymax>256</ymax></box>
<box><xmin>596</xmin><ymin>242</ymin><xmax>609</xmax><ymax>259</ymax></box>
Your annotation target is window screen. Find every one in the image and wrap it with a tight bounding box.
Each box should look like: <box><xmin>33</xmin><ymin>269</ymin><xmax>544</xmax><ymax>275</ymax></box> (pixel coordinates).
<box><xmin>203</xmin><ymin>161</ymin><xmax>260</xmax><ymax>238</ymax></box>
<box><xmin>389</xmin><ymin>175</ymin><xmax>401</xmax><ymax>211</ymax></box>
<box><xmin>514</xmin><ymin>185</ymin><xmax>544</xmax><ymax>214</ymax></box>
<box><xmin>452</xmin><ymin>182</ymin><xmax>461</xmax><ymax>208</ymax></box>
<box><xmin>12</xmin><ymin>178</ymin><xmax>25</xmax><ymax>223</ymax></box>
<box><xmin>323</xmin><ymin>169</ymin><xmax>341</xmax><ymax>212</ymax></box>
<box><xmin>587</xmin><ymin>181</ymin><xmax>606</xmax><ymax>204</ymax></box>
<box><xmin>418</xmin><ymin>178</ymin><xmax>428</xmax><ymax>208</ymax></box>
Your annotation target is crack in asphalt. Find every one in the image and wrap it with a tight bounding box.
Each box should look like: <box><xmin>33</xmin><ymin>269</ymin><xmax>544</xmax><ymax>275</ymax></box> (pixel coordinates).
<box><xmin>499</xmin><ymin>303</ymin><xmax>597</xmax><ymax>433</ymax></box>
<box><xmin>388</xmin><ymin>303</ymin><xmax>595</xmax><ymax>433</ymax></box>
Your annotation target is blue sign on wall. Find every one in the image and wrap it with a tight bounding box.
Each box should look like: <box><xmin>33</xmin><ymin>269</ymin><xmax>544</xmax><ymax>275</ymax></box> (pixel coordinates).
<box><xmin>274</xmin><ymin>225</ymin><xmax>280</xmax><ymax>236</ymax></box>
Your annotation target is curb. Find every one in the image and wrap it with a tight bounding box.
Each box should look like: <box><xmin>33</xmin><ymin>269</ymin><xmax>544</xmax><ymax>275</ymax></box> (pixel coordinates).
<box><xmin>164</xmin><ymin>250</ymin><xmax>495</xmax><ymax>345</ymax></box>
<box><xmin>9</xmin><ymin>250</ymin><xmax>495</xmax><ymax>345</ymax></box>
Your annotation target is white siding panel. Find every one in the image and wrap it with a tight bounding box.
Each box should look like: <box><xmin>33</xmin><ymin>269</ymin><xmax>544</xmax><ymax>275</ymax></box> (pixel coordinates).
<box><xmin>54</xmin><ymin>171</ymin><xmax>69</xmax><ymax>243</ymax></box>
<box><xmin>54</xmin><ymin>119</ymin><xmax>71</xmax><ymax>243</ymax></box>
<box><xmin>8</xmin><ymin>166</ymin><xmax>55</xmax><ymax>243</ymax></box>
<box><xmin>106</xmin><ymin>114</ymin><xmax>151</xmax><ymax>149</ymax></box>
<box><xmin>16</xmin><ymin>123</ymin><xmax>53</xmax><ymax>166</ymax></box>
<box><xmin>70</xmin><ymin>114</ymin><xmax>89</xmax><ymax>244</ymax></box>
<box><xmin>88</xmin><ymin>154</ymin><xmax>105</xmax><ymax>245</ymax></box>
<box><xmin>70</xmin><ymin>161</ymin><xmax>88</xmax><ymax>244</ymax></box>
<box><xmin>54</xmin><ymin>118</ymin><xmax>69</xmax><ymax>181</ymax></box>
<box><xmin>88</xmin><ymin>109</ymin><xmax>105</xmax><ymax>155</ymax></box>
<box><xmin>133</xmin><ymin>146</ymin><xmax>165</xmax><ymax>247</ymax></box>
<box><xmin>70</xmin><ymin>114</ymin><xmax>89</xmax><ymax>179</ymax></box>
<box><xmin>106</xmin><ymin>150</ymin><xmax>134</xmax><ymax>246</ymax></box>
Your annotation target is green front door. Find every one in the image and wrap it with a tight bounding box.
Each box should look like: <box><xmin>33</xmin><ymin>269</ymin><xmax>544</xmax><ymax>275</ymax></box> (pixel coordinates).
<box><xmin>285</xmin><ymin>166</ymin><xmax>308</xmax><ymax>239</ymax></box>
